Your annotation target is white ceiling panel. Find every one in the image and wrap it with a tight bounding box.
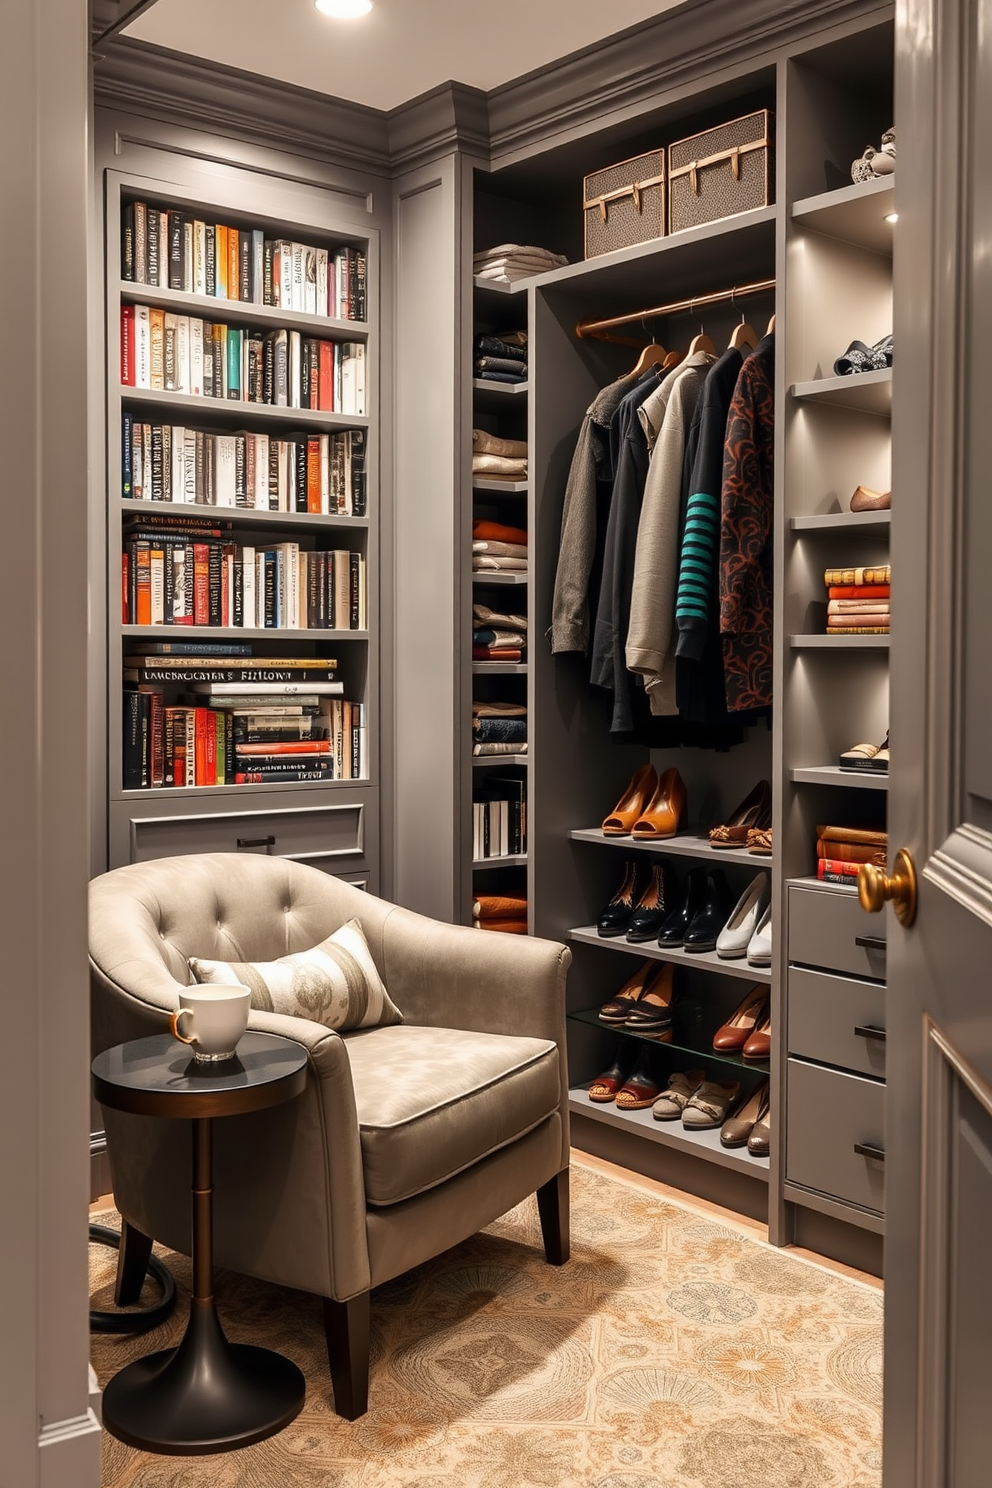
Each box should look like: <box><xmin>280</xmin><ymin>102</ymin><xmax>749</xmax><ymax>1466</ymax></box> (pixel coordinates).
<box><xmin>124</xmin><ymin>0</ymin><xmax>681</xmax><ymax>112</ymax></box>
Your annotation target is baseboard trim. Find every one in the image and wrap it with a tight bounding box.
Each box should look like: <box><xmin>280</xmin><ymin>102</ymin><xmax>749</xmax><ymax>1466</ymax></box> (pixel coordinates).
<box><xmin>38</xmin><ymin>1407</ymin><xmax>102</xmax><ymax>1488</ymax></box>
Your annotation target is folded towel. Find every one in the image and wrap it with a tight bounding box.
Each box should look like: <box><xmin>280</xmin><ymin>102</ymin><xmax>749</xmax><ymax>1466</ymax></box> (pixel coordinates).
<box><xmin>472</xmin><ymin>454</ymin><xmax>529</xmax><ymax>477</ymax></box>
<box><xmin>473</xmin><ymin>741</ymin><xmax>529</xmax><ymax>756</ymax></box>
<box><xmin>472</xmin><ymin>555</ymin><xmax>528</xmax><ymax>571</ymax></box>
<box><xmin>473</xmin><ymin>919</ymin><xmax>529</xmax><ymax>934</ymax></box>
<box><xmin>473</xmin><ymin>539</ymin><xmax>528</xmax><ymax>558</ymax></box>
<box><xmin>472</xmin><ymin>701</ymin><xmax>527</xmax><ymax>717</ymax></box>
<box><xmin>472</xmin><ymin>629</ymin><xmax>527</xmax><ymax>649</ymax></box>
<box><xmin>473</xmin><ymin>519</ymin><xmax>528</xmax><ymax>546</ymax></box>
<box><xmin>475</xmin><ymin>355</ymin><xmax>528</xmax><ymax>376</ymax></box>
<box><xmin>473</xmin><ymin>647</ymin><xmax>523</xmax><ymax>661</ymax></box>
<box><xmin>473</xmin><ymin>604</ymin><xmax>527</xmax><ymax>631</ymax></box>
<box><xmin>473</xmin><ymin>429</ymin><xmax>528</xmax><ymax>458</ymax></box>
<box><xmin>473</xmin><ymin>894</ymin><xmax>528</xmax><ymax>920</ymax></box>
<box><xmin>474</xmin><ymin>243</ymin><xmax>568</xmax><ymax>269</ymax></box>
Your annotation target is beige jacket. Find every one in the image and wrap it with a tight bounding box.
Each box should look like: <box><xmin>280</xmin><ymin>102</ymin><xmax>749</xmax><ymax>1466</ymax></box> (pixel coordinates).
<box><xmin>625</xmin><ymin>352</ymin><xmax>715</xmax><ymax>714</ymax></box>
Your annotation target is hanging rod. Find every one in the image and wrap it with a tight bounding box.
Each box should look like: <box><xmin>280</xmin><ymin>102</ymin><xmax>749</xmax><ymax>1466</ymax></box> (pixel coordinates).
<box><xmin>575</xmin><ymin>276</ymin><xmax>776</xmax><ymax>344</ymax></box>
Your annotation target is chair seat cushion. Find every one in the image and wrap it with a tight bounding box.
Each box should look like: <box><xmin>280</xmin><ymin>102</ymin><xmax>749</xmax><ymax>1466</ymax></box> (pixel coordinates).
<box><xmin>343</xmin><ymin>1024</ymin><xmax>559</xmax><ymax>1205</ymax></box>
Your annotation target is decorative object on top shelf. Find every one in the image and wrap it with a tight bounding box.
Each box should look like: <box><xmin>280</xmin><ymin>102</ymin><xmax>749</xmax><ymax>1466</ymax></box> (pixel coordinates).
<box><xmin>121</xmin><ymin>200</ymin><xmax>366</xmax><ymax>321</ymax></box>
<box><xmin>824</xmin><ymin>564</ymin><xmax>890</xmax><ymax>636</ymax></box>
<box><xmin>833</xmin><ymin>333</ymin><xmax>893</xmax><ymax>377</ymax></box>
<box><xmin>583</xmin><ymin>149</ymin><xmax>666</xmax><ymax>259</ymax></box>
<box><xmin>817</xmin><ymin>823</ymin><xmax>888</xmax><ymax>887</ymax></box>
<box><xmin>668</xmin><ymin>110</ymin><xmax>773</xmax><ymax>234</ymax></box>
<box><xmin>851</xmin><ymin>127</ymin><xmax>896</xmax><ymax>184</ymax></box>
<box><xmin>839</xmin><ymin>732</ymin><xmax>889</xmax><ymax>773</ymax></box>
<box><xmin>708</xmin><ymin>778</ymin><xmax>772</xmax><ymax>848</ymax></box>
<box><xmin>850</xmin><ymin>484</ymin><xmax>891</xmax><ymax>512</ymax></box>
<box><xmin>473</xmin><ymin>243</ymin><xmax>568</xmax><ymax>284</ymax></box>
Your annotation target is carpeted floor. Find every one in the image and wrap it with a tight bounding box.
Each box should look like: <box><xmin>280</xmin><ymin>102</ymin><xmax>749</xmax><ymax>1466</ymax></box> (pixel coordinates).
<box><xmin>90</xmin><ymin>1162</ymin><xmax>883</xmax><ymax>1488</ymax></box>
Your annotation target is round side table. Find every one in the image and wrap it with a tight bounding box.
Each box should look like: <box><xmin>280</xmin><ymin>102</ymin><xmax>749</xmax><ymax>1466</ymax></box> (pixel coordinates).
<box><xmin>92</xmin><ymin>1031</ymin><xmax>308</xmax><ymax>1455</ymax></box>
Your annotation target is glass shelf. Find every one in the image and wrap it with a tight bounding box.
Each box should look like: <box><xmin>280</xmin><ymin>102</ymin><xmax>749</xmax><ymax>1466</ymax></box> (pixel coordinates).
<box><xmin>569</xmin><ymin>1004</ymin><xmax>769</xmax><ymax>1076</ymax></box>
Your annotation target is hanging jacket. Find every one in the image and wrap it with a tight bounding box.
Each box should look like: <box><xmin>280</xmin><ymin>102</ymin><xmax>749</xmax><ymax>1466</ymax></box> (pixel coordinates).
<box><xmin>720</xmin><ymin>332</ymin><xmax>775</xmax><ymax>712</ymax></box>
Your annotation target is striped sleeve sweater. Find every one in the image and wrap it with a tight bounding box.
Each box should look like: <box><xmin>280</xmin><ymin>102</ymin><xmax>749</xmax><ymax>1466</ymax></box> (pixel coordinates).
<box><xmin>674</xmin><ymin>347</ymin><xmax>744</xmax><ymax>661</ymax></box>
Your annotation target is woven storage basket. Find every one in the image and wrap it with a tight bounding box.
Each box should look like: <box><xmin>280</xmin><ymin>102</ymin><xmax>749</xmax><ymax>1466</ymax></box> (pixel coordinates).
<box><xmin>583</xmin><ymin>150</ymin><xmax>666</xmax><ymax>259</ymax></box>
<box><xmin>668</xmin><ymin>110</ymin><xmax>773</xmax><ymax>234</ymax></box>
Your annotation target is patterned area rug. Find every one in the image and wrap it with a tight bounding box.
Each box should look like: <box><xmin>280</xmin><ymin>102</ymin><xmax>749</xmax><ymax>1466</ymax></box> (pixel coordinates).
<box><xmin>90</xmin><ymin>1163</ymin><xmax>883</xmax><ymax>1487</ymax></box>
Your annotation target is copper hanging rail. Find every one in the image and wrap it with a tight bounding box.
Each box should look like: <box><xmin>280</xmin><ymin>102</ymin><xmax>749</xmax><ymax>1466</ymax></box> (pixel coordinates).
<box><xmin>575</xmin><ymin>276</ymin><xmax>776</xmax><ymax>345</ymax></box>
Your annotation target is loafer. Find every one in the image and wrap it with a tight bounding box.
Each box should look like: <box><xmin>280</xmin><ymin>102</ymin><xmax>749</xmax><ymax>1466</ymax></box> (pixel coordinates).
<box><xmin>683</xmin><ymin>870</ymin><xmax>732</xmax><ymax>954</ymax></box>
<box><xmin>597</xmin><ymin>860</ymin><xmax>640</xmax><ymax>937</ymax></box>
<box><xmin>720</xmin><ymin>1080</ymin><xmax>769</xmax><ymax>1148</ymax></box>
<box><xmin>682</xmin><ymin>1079</ymin><xmax>740</xmax><ymax>1130</ymax></box>
<box><xmin>588</xmin><ymin>1044</ymin><xmax>636</xmax><ymax>1103</ymax></box>
<box><xmin>652</xmin><ymin>1068</ymin><xmax>705</xmax><ymax>1121</ymax></box>
<box><xmin>743</xmin><ymin>1011</ymin><xmax>771</xmax><ymax>1062</ymax></box>
<box><xmin>747</xmin><ymin>906</ymin><xmax>772</xmax><ymax>967</ymax></box>
<box><xmin>657</xmin><ymin>867</ymin><xmax>706</xmax><ymax>947</ymax></box>
<box><xmin>625</xmin><ymin>862</ymin><xmax>674</xmax><ymax>942</ymax></box>
<box><xmin>716</xmin><ymin>872</ymin><xmax>769</xmax><ymax>958</ymax></box>
<box><xmin>623</xmin><ymin>963</ymin><xmax>675</xmax><ymax>1031</ymax></box>
<box><xmin>598</xmin><ymin>960</ymin><xmax>656</xmax><ymax>1024</ymax></box>
<box><xmin>615</xmin><ymin>1048</ymin><xmax>665</xmax><ymax>1110</ymax></box>
<box><xmin>712</xmin><ymin>984</ymin><xmax>769</xmax><ymax>1051</ymax></box>
<box><xmin>850</xmin><ymin>484</ymin><xmax>891</xmax><ymax>512</ymax></box>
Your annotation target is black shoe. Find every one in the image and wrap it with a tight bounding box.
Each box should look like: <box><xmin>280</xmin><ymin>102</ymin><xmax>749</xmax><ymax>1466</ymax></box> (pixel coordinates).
<box><xmin>656</xmin><ymin>867</ymin><xmax>706</xmax><ymax>947</ymax></box>
<box><xmin>625</xmin><ymin>862</ymin><xmax>674</xmax><ymax>942</ymax></box>
<box><xmin>683</xmin><ymin>870</ymin><xmax>733</xmax><ymax>954</ymax></box>
<box><xmin>597</xmin><ymin>860</ymin><xmax>640</xmax><ymax>937</ymax></box>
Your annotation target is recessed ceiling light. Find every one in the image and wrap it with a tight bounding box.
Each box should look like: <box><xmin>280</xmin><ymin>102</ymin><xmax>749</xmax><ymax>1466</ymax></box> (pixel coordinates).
<box><xmin>884</xmin><ymin>211</ymin><xmax>898</xmax><ymax>224</ymax></box>
<box><xmin>315</xmin><ymin>0</ymin><xmax>372</xmax><ymax>15</ymax></box>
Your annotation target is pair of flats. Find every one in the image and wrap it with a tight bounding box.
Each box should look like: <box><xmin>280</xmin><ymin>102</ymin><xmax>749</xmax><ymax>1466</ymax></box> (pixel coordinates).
<box><xmin>839</xmin><ymin>731</ymin><xmax>889</xmax><ymax>774</ymax></box>
<box><xmin>651</xmin><ymin>1069</ymin><xmax>740</xmax><ymax>1130</ymax></box>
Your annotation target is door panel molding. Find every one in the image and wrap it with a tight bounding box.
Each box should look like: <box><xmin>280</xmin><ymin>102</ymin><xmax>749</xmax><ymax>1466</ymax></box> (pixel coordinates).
<box><xmin>924</xmin><ymin>825</ymin><xmax>992</xmax><ymax>930</ymax></box>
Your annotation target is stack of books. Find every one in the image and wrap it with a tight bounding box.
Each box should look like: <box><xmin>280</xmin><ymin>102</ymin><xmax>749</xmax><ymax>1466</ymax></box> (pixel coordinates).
<box><xmin>816</xmin><ymin>824</ymin><xmax>887</xmax><ymax>885</ymax></box>
<box><xmin>122</xmin><ymin>202</ymin><xmax>366</xmax><ymax>320</ymax></box>
<box><xmin>122</xmin><ymin>515</ymin><xmax>367</xmax><ymax>631</ymax></box>
<box><xmin>824</xmin><ymin>565</ymin><xmax>890</xmax><ymax>634</ymax></box>
<box><xmin>123</xmin><ymin>644</ymin><xmax>366</xmax><ymax>788</ymax></box>
<box><xmin>120</xmin><ymin>306</ymin><xmax>366</xmax><ymax>415</ymax></box>
<box><xmin>122</xmin><ymin>416</ymin><xmax>366</xmax><ymax>515</ymax></box>
<box><xmin>472</xmin><ymin>776</ymin><xmax>526</xmax><ymax>859</ymax></box>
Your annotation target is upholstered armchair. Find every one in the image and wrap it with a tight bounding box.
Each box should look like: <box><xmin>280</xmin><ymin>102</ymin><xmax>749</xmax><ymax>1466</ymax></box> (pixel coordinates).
<box><xmin>89</xmin><ymin>853</ymin><xmax>571</xmax><ymax>1419</ymax></box>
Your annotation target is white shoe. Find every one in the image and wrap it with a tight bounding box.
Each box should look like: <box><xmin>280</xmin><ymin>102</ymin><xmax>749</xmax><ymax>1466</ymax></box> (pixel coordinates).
<box><xmin>747</xmin><ymin>906</ymin><xmax>772</xmax><ymax>967</ymax></box>
<box><xmin>716</xmin><ymin>872</ymin><xmax>769</xmax><ymax>959</ymax></box>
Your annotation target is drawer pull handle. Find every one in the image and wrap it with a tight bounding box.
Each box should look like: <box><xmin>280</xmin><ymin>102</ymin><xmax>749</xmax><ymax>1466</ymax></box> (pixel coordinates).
<box><xmin>237</xmin><ymin>836</ymin><xmax>276</xmax><ymax>851</ymax></box>
<box><xmin>854</xmin><ymin>1024</ymin><xmax>887</xmax><ymax>1043</ymax></box>
<box><xmin>854</xmin><ymin>935</ymin><xmax>887</xmax><ymax>953</ymax></box>
<box><xmin>854</xmin><ymin>1141</ymin><xmax>885</xmax><ymax>1163</ymax></box>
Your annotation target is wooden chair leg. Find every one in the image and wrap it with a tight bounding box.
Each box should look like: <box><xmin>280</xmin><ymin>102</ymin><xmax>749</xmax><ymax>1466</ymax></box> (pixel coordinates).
<box><xmin>114</xmin><ymin>1219</ymin><xmax>154</xmax><ymax>1306</ymax></box>
<box><xmin>323</xmin><ymin>1292</ymin><xmax>371</xmax><ymax>1420</ymax></box>
<box><xmin>537</xmin><ymin>1167</ymin><xmax>570</xmax><ymax>1265</ymax></box>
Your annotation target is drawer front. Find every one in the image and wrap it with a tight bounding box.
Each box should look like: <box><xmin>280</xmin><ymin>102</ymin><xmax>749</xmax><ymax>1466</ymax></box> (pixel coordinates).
<box><xmin>787</xmin><ymin>1058</ymin><xmax>885</xmax><ymax>1214</ymax></box>
<box><xmin>788</xmin><ymin>966</ymin><xmax>886</xmax><ymax>1079</ymax></box>
<box><xmin>120</xmin><ymin>798</ymin><xmax>368</xmax><ymax>865</ymax></box>
<box><xmin>788</xmin><ymin>884</ymin><xmax>887</xmax><ymax>979</ymax></box>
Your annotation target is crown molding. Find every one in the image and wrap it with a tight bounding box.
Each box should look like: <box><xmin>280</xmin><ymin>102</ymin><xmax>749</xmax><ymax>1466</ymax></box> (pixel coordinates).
<box><xmin>388</xmin><ymin>82</ymin><xmax>490</xmax><ymax>175</ymax></box>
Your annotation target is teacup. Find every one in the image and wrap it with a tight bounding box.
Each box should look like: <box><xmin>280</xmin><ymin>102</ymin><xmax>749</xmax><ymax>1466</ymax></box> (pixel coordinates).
<box><xmin>169</xmin><ymin>984</ymin><xmax>251</xmax><ymax>1063</ymax></box>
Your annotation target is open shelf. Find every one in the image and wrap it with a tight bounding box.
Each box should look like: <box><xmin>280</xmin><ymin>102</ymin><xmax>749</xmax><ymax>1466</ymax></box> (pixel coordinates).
<box><xmin>473</xmin><ymin>479</ymin><xmax>528</xmax><ymax>495</ymax></box>
<box><xmin>791</xmin><ymin>369</ymin><xmax>892</xmax><ymax>417</ymax></box>
<box><xmin>472</xmin><ymin>275</ymin><xmax>526</xmax><ymax>297</ymax></box>
<box><xmin>569</xmin><ymin>827</ymin><xmax>774</xmax><ymax>864</ymax></box>
<box><xmin>791</xmin><ymin>633</ymin><xmax>889</xmax><ymax>649</ymax></box>
<box><xmin>120</xmin><ymin>776</ymin><xmax>367</xmax><ymax>801</ymax></box>
<box><xmin>121</xmin><ymin>499</ymin><xmax>368</xmax><ymax>529</ymax></box>
<box><xmin>790</xmin><ymin>177</ymin><xmax>896</xmax><ymax>256</ymax></box>
<box><xmin>569</xmin><ymin>1085</ymin><xmax>769</xmax><ymax>1179</ymax></box>
<box><xmin>472</xmin><ymin>661</ymin><xmax>528</xmax><ymax>674</ymax></box>
<box><xmin>121</xmin><ymin>386</ymin><xmax>369</xmax><ymax>430</ymax></box>
<box><xmin>791</xmin><ymin>509</ymin><xmax>891</xmax><ymax>534</ymax></box>
<box><xmin>472</xmin><ymin>571</ymin><xmax>528</xmax><ymax>586</ymax></box>
<box><xmin>472</xmin><ymin>753</ymin><xmax>527</xmax><ymax>768</ymax></box>
<box><xmin>791</xmin><ymin>766</ymin><xmax>889</xmax><ymax>790</ymax></box>
<box><xmin>121</xmin><ymin>624</ymin><xmax>367</xmax><ymax>640</ymax></box>
<box><xmin>119</xmin><ymin>280</ymin><xmax>369</xmax><ymax>339</ymax></box>
<box><xmin>570</xmin><ymin>1005</ymin><xmax>769</xmax><ymax>1076</ymax></box>
<box><xmin>569</xmin><ymin>926</ymin><xmax>772</xmax><ymax>984</ymax></box>
<box><xmin>473</xmin><ymin>854</ymin><xmax>528</xmax><ymax>869</ymax></box>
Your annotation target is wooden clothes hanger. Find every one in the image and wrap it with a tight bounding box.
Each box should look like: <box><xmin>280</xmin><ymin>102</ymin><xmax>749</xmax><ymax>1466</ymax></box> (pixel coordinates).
<box><xmin>729</xmin><ymin>318</ymin><xmax>758</xmax><ymax>352</ymax></box>
<box><xmin>687</xmin><ymin>301</ymin><xmax>716</xmax><ymax>356</ymax></box>
<box><xmin>629</xmin><ymin>319</ymin><xmax>668</xmax><ymax>378</ymax></box>
<box><xmin>766</xmin><ymin>312</ymin><xmax>777</xmax><ymax>335</ymax></box>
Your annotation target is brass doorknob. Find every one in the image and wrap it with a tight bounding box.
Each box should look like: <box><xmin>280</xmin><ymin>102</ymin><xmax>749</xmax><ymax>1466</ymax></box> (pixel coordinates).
<box><xmin>858</xmin><ymin>847</ymin><xmax>918</xmax><ymax>927</ymax></box>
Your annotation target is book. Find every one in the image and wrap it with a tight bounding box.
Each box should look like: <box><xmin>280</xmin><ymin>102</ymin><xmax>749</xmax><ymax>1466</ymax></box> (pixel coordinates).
<box><xmin>187</xmin><ymin>680</ymin><xmax>345</xmax><ymax>695</ymax></box>
<box><xmin>823</xmin><ymin>565</ymin><xmax>891</xmax><ymax>586</ymax></box>
<box><xmin>827</xmin><ymin>584</ymin><xmax>891</xmax><ymax>600</ymax></box>
<box><xmin>817</xmin><ymin>858</ymin><xmax>862</xmax><ymax>879</ymax></box>
<box><xmin>815</xmin><ymin>840</ymin><xmax>886</xmax><ymax>865</ymax></box>
<box><xmin>817</xmin><ymin>867</ymin><xmax>860</xmax><ymax>887</ymax></box>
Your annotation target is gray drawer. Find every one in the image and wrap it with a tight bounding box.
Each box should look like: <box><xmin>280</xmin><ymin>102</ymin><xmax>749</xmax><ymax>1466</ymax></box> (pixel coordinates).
<box><xmin>788</xmin><ymin>883</ymin><xmax>886</xmax><ymax>979</ymax></box>
<box><xmin>787</xmin><ymin>1058</ymin><xmax>885</xmax><ymax>1214</ymax></box>
<box><xmin>788</xmin><ymin>966</ymin><xmax>886</xmax><ymax>1080</ymax></box>
<box><xmin>125</xmin><ymin>799</ymin><xmax>367</xmax><ymax>864</ymax></box>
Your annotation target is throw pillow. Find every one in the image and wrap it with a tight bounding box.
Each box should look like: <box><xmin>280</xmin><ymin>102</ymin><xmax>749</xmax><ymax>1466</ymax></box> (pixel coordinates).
<box><xmin>189</xmin><ymin>918</ymin><xmax>401</xmax><ymax>1033</ymax></box>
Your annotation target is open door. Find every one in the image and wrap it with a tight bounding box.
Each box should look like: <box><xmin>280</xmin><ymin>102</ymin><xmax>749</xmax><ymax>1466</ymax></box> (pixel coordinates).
<box><xmin>882</xmin><ymin>0</ymin><xmax>992</xmax><ymax>1482</ymax></box>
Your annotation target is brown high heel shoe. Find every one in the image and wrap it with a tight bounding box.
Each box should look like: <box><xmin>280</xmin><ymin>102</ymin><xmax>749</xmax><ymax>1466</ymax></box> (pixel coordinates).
<box><xmin>630</xmin><ymin>767</ymin><xmax>686</xmax><ymax>840</ymax></box>
<box><xmin>709</xmin><ymin>779</ymin><xmax>772</xmax><ymax>849</ymax></box>
<box><xmin>712</xmin><ymin>984</ymin><xmax>769</xmax><ymax>1051</ymax></box>
<box><xmin>602</xmin><ymin>764</ymin><xmax>657</xmax><ymax>836</ymax></box>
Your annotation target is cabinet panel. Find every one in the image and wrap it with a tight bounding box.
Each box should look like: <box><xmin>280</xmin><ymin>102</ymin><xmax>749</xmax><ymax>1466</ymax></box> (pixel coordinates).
<box><xmin>788</xmin><ymin>965</ymin><xmax>886</xmax><ymax>1079</ymax></box>
<box><xmin>788</xmin><ymin>883</ymin><xmax>886</xmax><ymax>979</ymax></box>
<box><xmin>113</xmin><ymin>794</ymin><xmax>371</xmax><ymax>866</ymax></box>
<box><xmin>786</xmin><ymin>1057</ymin><xmax>885</xmax><ymax>1214</ymax></box>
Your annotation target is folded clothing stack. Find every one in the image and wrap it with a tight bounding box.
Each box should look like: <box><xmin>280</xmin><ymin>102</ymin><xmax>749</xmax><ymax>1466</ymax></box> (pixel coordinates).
<box><xmin>474</xmin><ymin>331</ymin><xmax>529</xmax><ymax>386</ymax></box>
<box><xmin>473</xmin><ymin>517</ymin><xmax>528</xmax><ymax>582</ymax></box>
<box><xmin>473</xmin><ymin>243</ymin><xmax>568</xmax><ymax>283</ymax></box>
<box><xmin>824</xmin><ymin>565</ymin><xmax>890</xmax><ymax>634</ymax></box>
<box><xmin>816</xmin><ymin>824</ymin><xmax>888</xmax><ymax>885</ymax></box>
<box><xmin>472</xmin><ymin>428</ymin><xmax>528</xmax><ymax>482</ymax></box>
<box><xmin>472</xmin><ymin>595</ymin><xmax>527</xmax><ymax>664</ymax></box>
<box><xmin>473</xmin><ymin>894</ymin><xmax>528</xmax><ymax>935</ymax></box>
<box><xmin>472</xmin><ymin>699</ymin><xmax>527</xmax><ymax>754</ymax></box>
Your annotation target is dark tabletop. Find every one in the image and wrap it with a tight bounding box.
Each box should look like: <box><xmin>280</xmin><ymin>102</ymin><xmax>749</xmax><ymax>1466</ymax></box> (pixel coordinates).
<box><xmin>92</xmin><ymin>1032</ymin><xmax>308</xmax><ymax>1119</ymax></box>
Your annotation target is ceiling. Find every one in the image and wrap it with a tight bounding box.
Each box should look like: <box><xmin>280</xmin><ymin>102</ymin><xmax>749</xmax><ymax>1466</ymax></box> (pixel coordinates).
<box><xmin>123</xmin><ymin>0</ymin><xmax>683</xmax><ymax>113</ymax></box>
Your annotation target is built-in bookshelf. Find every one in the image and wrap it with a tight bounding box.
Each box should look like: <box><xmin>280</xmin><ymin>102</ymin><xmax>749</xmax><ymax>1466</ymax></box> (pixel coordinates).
<box><xmin>103</xmin><ymin>163</ymin><xmax>380</xmax><ymax>877</ymax></box>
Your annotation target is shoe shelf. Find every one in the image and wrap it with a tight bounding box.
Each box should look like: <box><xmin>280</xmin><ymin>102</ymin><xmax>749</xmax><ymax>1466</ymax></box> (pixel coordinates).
<box><xmin>473</xmin><ymin>479</ymin><xmax>528</xmax><ymax>495</ymax></box>
<box><xmin>790</xmin><ymin>509</ymin><xmax>891</xmax><ymax>534</ymax></box>
<box><xmin>471</xmin><ymin>572</ymin><xmax>528</xmax><ymax>586</ymax></box>
<box><xmin>471</xmin><ymin>661</ymin><xmax>528</xmax><ymax>674</ymax></box>
<box><xmin>790</xmin><ymin>176</ymin><xmax>895</xmax><ymax>257</ymax></box>
<box><xmin>569</xmin><ymin>1005</ymin><xmax>769</xmax><ymax>1076</ymax></box>
<box><xmin>568</xmin><ymin>925</ymin><xmax>772</xmax><ymax>984</ymax></box>
<box><xmin>472</xmin><ymin>753</ymin><xmax>527</xmax><ymax>768</ymax></box>
<box><xmin>790</xmin><ymin>634</ymin><xmax>890</xmax><ymax>649</ymax></box>
<box><xmin>569</xmin><ymin>1084</ymin><xmax>770</xmax><ymax>1179</ymax></box>
<box><xmin>569</xmin><ymin>826</ymin><xmax>774</xmax><ymax>864</ymax></box>
<box><xmin>473</xmin><ymin>854</ymin><xmax>528</xmax><ymax>869</ymax></box>
<box><xmin>790</xmin><ymin>369</ymin><xmax>892</xmax><ymax>418</ymax></box>
<box><xmin>790</xmin><ymin>766</ymin><xmax>888</xmax><ymax>790</ymax></box>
